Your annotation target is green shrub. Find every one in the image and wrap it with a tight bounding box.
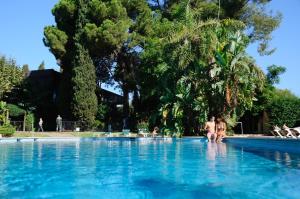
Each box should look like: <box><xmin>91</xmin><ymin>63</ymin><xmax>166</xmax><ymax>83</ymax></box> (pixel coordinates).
<box><xmin>0</xmin><ymin>124</ymin><xmax>16</xmax><ymax>137</ymax></box>
<box><xmin>137</xmin><ymin>120</ymin><xmax>149</xmax><ymax>132</ymax></box>
<box><xmin>7</xmin><ymin>104</ymin><xmax>25</xmax><ymax>117</ymax></box>
<box><xmin>93</xmin><ymin>120</ymin><xmax>105</xmax><ymax>130</ymax></box>
<box><xmin>268</xmin><ymin>94</ymin><xmax>300</xmax><ymax>127</ymax></box>
<box><xmin>25</xmin><ymin>113</ymin><xmax>35</xmax><ymax>131</ymax></box>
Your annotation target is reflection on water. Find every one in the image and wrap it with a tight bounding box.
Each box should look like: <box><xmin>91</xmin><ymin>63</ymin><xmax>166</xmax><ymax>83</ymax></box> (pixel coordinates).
<box><xmin>228</xmin><ymin>143</ymin><xmax>300</xmax><ymax>169</ymax></box>
<box><xmin>206</xmin><ymin>142</ymin><xmax>227</xmax><ymax>160</ymax></box>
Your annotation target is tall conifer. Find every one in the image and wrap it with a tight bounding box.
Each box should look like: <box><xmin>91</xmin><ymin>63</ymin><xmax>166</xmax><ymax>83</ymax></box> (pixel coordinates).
<box><xmin>71</xmin><ymin>0</ymin><xmax>97</xmax><ymax>129</ymax></box>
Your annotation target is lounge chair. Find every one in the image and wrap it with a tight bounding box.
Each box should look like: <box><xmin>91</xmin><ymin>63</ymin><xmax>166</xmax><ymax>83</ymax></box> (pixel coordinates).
<box><xmin>271</xmin><ymin>126</ymin><xmax>285</xmax><ymax>138</ymax></box>
<box><xmin>291</xmin><ymin>127</ymin><xmax>300</xmax><ymax>138</ymax></box>
<box><xmin>122</xmin><ymin>129</ymin><xmax>130</xmax><ymax>137</ymax></box>
<box><xmin>138</xmin><ymin>129</ymin><xmax>149</xmax><ymax>137</ymax></box>
<box><xmin>282</xmin><ymin>125</ymin><xmax>297</xmax><ymax>139</ymax></box>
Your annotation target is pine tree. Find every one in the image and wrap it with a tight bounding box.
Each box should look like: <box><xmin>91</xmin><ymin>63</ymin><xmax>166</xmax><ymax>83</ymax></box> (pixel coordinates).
<box><xmin>38</xmin><ymin>61</ymin><xmax>45</xmax><ymax>70</ymax></box>
<box><xmin>22</xmin><ymin>64</ymin><xmax>30</xmax><ymax>77</ymax></box>
<box><xmin>71</xmin><ymin>0</ymin><xmax>97</xmax><ymax>129</ymax></box>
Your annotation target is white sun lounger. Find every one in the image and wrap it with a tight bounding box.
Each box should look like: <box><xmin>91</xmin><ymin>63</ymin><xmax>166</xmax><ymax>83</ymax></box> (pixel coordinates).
<box><xmin>291</xmin><ymin>127</ymin><xmax>300</xmax><ymax>138</ymax></box>
<box><xmin>271</xmin><ymin>126</ymin><xmax>285</xmax><ymax>138</ymax></box>
<box><xmin>282</xmin><ymin>126</ymin><xmax>297</xmax><ymax>139</ymax></box>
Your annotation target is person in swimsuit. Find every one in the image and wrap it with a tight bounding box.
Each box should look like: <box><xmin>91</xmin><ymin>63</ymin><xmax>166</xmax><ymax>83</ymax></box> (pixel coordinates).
<box><xmin>152</xmin><ymin>127</ymin><xmax>159</xmax><ymax>137</ymax></box>
<box><xmin>204</xmin><ymin>116</ymin><xmax>216</xmax><ymax>142</ymax></box>
<box><xmin>216</xmin><ymin>118</ymin><xmax>226</xmax><ymax>143</ymax></box>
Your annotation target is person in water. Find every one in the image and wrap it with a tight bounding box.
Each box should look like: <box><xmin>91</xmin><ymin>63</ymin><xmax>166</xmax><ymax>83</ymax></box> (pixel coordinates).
<box><xmin>204</xmin><ymin>116</ymin><xmax>216</xmax><ymax>142</ymax></box>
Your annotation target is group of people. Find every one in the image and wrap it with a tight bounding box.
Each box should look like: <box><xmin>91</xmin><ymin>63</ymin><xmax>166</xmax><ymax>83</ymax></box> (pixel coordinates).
<box><xmin>37</xmin><ymin>115</ymin><xmax>63</xmax><ymax>132</ymax></box>
<box><xmin>204</xmin><ymin>116</ymin><xmax>226</xmax><ymax>143</ymax></box>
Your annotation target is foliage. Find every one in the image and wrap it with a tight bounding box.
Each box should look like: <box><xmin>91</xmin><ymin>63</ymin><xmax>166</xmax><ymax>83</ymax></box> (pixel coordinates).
<box><xmin>71</xmin><ymin>42</ymin><xmax>98</xmax><ymax>129</ymax></box>
<box><xmin>70</xmin><ymin>0</ymin><xmax>98</xmax><ymax>129</ymax></box>
<box><xmin>0</xmin><ymin>124</ymin><xmax>15</xmax><ymax>137</ymax></box>
<box><xmin>267</xmin><ymin>89</ymin><xmax>300</xmax><ymax>127</ymax></box>
<box><xmin>0</xmin><ymin>101</ymin><xmax>16</xmax><ymax>137</ymax></box>
<box><xmin>25</xmin><ymin>112</ymin><xmax>35</xmax><ymax>131</ymax></box>
<box><xmin>44</xmin><ymin>0</ymin><xmax>282</xmax><ymax>134</ymax></box>
<box><xmin>6</xmin><ymin>104</ymin><xmax>25</xmax><ymax>117</ymax></box>
<box><xmin>93</xmin><ymin>120</ymin><xmax>105</xmax><ymax>130</ymax></box>
<box><xmin>149</xmin><ymin>0</ymin><xmax>281</xmax><ymax>55</ymax></box>
<box><xmin>137</xmin><ymin>120</ymin><xmax>149</xmax><ymax>131</ymax></box>
<box><xmin>0</xmin><ymin>101</ymin><xmax>9</xmax><ymax>125</ymax></box>
<box><xmin>96</xmin><ymin>102</ymin><xmax>108</xmax><ymax>121</ymax></box>
<box><xmin>0</xmin><ymin>55</ymin><xmax>24</xmax><ymax>100</ymax></box>
<box><xmin>140</xmin><ymin>3</ymin><xmax>264</xmax><ymax>136</ymax></box>
<box><xmin>266</xmin><ymin>65</ymin><xmax>286</xmax><ymax>85</ymax></box>
<box><xmin>44</xmin><ymin>0</ymin><xmax>138</xmax><ymax>121</ymax></box>
<box><xmin>22</xmin><ymin>64</ymin><xmax>30</xmax><ymax>77</ymax></box>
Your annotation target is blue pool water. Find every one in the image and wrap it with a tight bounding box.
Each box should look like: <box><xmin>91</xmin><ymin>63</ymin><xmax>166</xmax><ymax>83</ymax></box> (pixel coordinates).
<box><xmin>1</xmin><ymin>138</ymin><xmax>300</xmax><ymax>199</ymax></box>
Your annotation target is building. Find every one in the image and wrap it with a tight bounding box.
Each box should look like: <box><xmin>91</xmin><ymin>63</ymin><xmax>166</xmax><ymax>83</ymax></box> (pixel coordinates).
<box><xmin>26</xmin><ymin>69</ymin><xmax>123</xmax><ymax>131</ymax></box>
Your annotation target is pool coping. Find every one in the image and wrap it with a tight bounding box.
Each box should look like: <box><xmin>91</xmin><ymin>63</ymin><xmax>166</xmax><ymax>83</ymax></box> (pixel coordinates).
<box><xmin>1</xmin><ymin>136</ymin><xmax>300</xmax><ymax>143</ymax></box>
<box><xmin>0</xmin><ymin>136</ymin><xmax>183</xmax><ymax>143</ymax></box>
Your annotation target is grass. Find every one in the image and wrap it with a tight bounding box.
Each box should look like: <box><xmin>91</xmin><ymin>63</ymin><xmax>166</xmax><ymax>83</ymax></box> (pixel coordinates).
<box><xmin>12</xmin><ymin>132</ymin><xmax>50</xmax><ymax>137</ymax></box>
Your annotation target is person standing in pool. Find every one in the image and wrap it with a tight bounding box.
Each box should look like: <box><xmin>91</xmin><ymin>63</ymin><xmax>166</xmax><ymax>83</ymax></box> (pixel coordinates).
<box><xmin>204</xmin><ymin>116</ymin><xmax>216</xmax><ymax>142</ymax></box>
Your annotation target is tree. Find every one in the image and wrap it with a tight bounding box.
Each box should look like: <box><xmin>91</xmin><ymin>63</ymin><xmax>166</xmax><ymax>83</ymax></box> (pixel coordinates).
<box><xmin>38</xmin><ymin>61</ymin><xmax>45</xmax><ymax>70</ymax></box>
<box><xmin>70</xmin><ymin>0</ymin><xmax>98</xmax><ymax>129</ymax></box>
<box><xmin>148</xmin><ymin>0</ymin><xmax>281</xmax><ymax>55</ymax></box>
<box><xmin>44</xmin><ymin>0</ymin><xmax>151</xmax><ymax>123</ymax></box>
<box><xmin>22</xmin><ymin>64</ymin><xmax>30</xmax><ymax>77</ymax></box>
<box><xmin>139</xmin><ymin>2</ymin><xmax>265</xmax><ymax>135</ymax></box>
<box><xmin>266</xmin><ymin>65</ymin><xmax>286</xmax><ymax>85</ymax></box>
<box><xmin>44</xmin><ymin>0</ymin><xmax>136</xmax><ymax>120</ymax></box>
<box><xmin>0</xmin><ymin>55</ymin><xmax>23</xmax><ymax>100</ymax></box>
<box><xmin>43</xmin><ymin>0</ymin><xmax>282</xmax><ymax>134</ymax></box>
<box><xmin>267</xmin><ymin>89</ymin><xmax>300</xmax><ymax>127</ymax></box>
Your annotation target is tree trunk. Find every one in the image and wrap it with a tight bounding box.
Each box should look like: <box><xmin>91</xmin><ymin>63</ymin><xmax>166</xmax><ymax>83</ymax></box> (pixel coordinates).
<box><xmin>122</xmin><ymin>86</ymin><xmax>129</xmax><ymax>119</ymax></box>
<box><xmin>23</xmin><ymin>112</ymin><xmax>26</xmax><ymax>132</ymax></box>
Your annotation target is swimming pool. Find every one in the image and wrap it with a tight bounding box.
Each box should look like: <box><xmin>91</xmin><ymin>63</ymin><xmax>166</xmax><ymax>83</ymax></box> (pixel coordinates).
<box><xmin>1</xmin><ymin>138</ymin><xmax>300</xmax><ymax>199</ymax></box>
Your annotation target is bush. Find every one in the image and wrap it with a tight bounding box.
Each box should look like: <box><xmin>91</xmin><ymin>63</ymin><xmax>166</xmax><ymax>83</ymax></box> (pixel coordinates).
<box><xmin>6</xmin><ymin>104</ymin><xmax>25</xmax><ymax>117</ymax></box>
<box><xmin>25</xmin><ymin>113</ymin><xmax>35</xmax><ymax>131</ymax></box>
<box><xmin>0</xmin><ymin>124</ymin><xmax>16</xmax><ymax>137</ymax></box>
<box><xmin>268</xmin><ymin>94</ymin><xmax>300</xmax><ymax>127</ymax></box>
<box><xmin>137</xmin><ymin>120</ymin><xmax>149</xmax><ymax>132</ymax></box>
<box><xmin>93</xmin><ymin>120</ymin><xmax>105</xmax><ymax>131</ymax></box>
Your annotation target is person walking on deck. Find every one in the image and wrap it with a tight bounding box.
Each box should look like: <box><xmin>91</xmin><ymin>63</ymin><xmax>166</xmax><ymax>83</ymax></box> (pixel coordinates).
<box><xmin>56</xmin><ymin>115</ymin><xmax>62</xmax><ymax>132</ymax></box>
<box><xmin>38</xmin><ymin>118</ymin><xmax>44</xmax><ymax>132</ymax></box>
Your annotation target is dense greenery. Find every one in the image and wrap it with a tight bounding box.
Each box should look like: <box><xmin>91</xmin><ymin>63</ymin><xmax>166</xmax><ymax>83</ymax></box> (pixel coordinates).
<box><xmin>71</xmin><ymin>0</ymin><xmax>98</xmax><ymax>129</ymax></box>
<box><xmin>40</xmin><ymin>0</ymin><xmax>293</xmax><ymax>134</ymax></box>
<box><xmin>250</xmin><ymin>65</ymin><xmax>300</xmax><ymax>131</ymax></box>
<box><xmin>267</xmin><ymin>89</ymin><xmax>300</xmax><ymax>127</ymax></box>
<box><xmin>22</xmin><ymin>64</ymin><xmax>30</xmax><ymax>77</ymax></box>
<box><xmin>24</xmin><ymin>112</ymin><xmax>35</xmax><ymax>131</ymax></box>
<box><xmin>0</xmin><ymin>125</ymin><xmax>15</xmax><ymax>137</ymax></box>
<box><xmin>139</xmin><ymin>3</ymin><xmax>265</xmax><ymax>135</ymax></box>
<box><xmin>6</xmin><ymin>103</ymin><xmax>26</xmax><ymax>117</ymax></box>
<box><xmin>0</xmin><ymin>101</ymin><xmax>16</xmax><ymax>136</ymax></box>
<box><xmin>0</xmin><ymin>55</ymin><xmax>24</xmax><ymax>100</ymax></box>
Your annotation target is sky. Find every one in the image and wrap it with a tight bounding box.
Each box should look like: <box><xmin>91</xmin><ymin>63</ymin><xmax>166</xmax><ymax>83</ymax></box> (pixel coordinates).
<box><xmin>0</xmin><ymin>0</ymin><xmax>299</xmax><ymax>96</ymax></box>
